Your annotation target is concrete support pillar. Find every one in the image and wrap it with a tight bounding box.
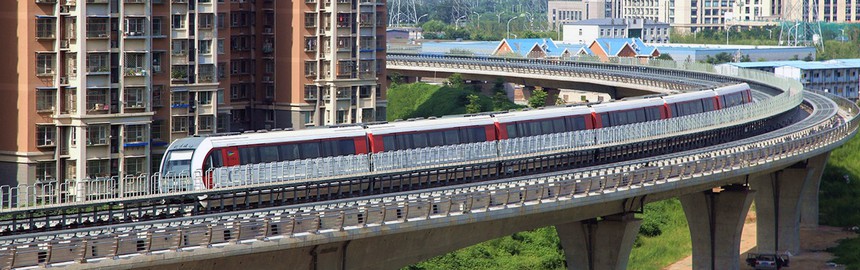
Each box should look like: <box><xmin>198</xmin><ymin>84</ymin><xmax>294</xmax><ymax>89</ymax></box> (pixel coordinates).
<box><xmin>556</xmin><ymin>213</ymin><xmax>642</xmax><ymax>270</ymax></box>
<box><xmin>679</xmin><ymin>184</ymin><xmax>755</xmax><ymax>270</ymax></box>
<box><xmin>751</xmin><ymin>168</ymin><xmax>809</xmax><ymax>255</ymax></box>
<box><xmin>799</xmin><ymin>153</ymin><xmax>831</xmax><ymax>227</ymax></box>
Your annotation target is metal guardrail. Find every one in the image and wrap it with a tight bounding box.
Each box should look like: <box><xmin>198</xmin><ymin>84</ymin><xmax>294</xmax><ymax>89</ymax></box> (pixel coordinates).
<box><xmin>1</xmin><ymin>91</ymin><xmax>854</xmax><ymax>270</ymax></box>
<box><xmin>0</xmin><ymin>55</ymin><xmax>803</xmax><ymax>211</ymax></box>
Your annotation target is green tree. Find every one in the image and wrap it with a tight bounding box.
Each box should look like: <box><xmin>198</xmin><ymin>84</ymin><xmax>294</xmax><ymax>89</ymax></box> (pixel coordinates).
<box><xmin>447</xmin><ymin>73</ymin><xmax>466</xmax><ymax>89</ymax></box>
<box><xmin>656</xmin><ymin>54</ymin><xmax>674</xmax><ymax>61</ymax></box>
<box><xmin>740</xmin><ymin>54</ymin><xmax>752</xmax><ymax>62</ymax></box>
<box><xmin>465</xmin><ymin>94</ymin><xmax>482</xmax><ymax>114</ymax></box>
<box><xmin>528</xmin><ymin>89</ymin><xmax>548</xmax><ymax>108</ymax></box>
<box><xmin>421</xmin><ymin>20</ymin><xmax>447</xmax><ymax>33</ymax></box>
<box><xmin>803</xmin><ymin>53</ymin><xmax>815</xmax><ymax>61</ymax></box>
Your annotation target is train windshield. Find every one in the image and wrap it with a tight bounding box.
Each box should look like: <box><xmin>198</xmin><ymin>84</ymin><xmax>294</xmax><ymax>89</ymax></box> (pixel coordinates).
<box><xmin>164</xmin><ymin>150</ymin><xmax>193</xmax><ymax>176</ymax></box>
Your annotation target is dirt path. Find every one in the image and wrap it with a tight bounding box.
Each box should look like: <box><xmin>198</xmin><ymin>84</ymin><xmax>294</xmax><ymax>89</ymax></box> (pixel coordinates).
<box><xmin>664</xmin><ymin>211</ymin><xmax>855</xmax><ymax>270</ymax></box>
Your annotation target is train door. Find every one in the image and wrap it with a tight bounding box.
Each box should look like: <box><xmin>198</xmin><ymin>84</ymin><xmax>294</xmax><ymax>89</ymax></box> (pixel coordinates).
<box><xmin>223</xmin><ymin>147</ymin><xmax>241</xmax><ymax>167</ymax></box>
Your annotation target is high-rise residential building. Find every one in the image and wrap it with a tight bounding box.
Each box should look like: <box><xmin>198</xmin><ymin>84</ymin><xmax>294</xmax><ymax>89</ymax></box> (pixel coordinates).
<box><xmin>547</xmin><ymin>0</ymin><xmax>617</xmax><ymax>31</ymax></box>
<box><xmin>562</xmin><ymin>18</ymin><xmax>669</xmax><ymax>44</ymax></box>
<box><xmin>0</xmin><ymin>0</ymin><xmax>387</xmax><ymax>186</ymax></box>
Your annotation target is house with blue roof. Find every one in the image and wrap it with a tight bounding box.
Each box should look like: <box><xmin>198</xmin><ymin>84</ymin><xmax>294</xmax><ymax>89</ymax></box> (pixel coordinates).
<box><xmin>492</xmin><ymin>38</ymin><xmax>560</xmax><ymax>58</ymax></box>
<box><xmin>587</xmin><ymin>38</ymin><xmax>660</xmax><ymax>60</ymax></box>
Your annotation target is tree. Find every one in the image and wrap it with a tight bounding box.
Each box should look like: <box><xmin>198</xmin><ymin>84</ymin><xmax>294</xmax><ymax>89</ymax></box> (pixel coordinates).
<box><xmin>465</xmin><ymin>94</ymin><xmax>482</xmax><ymax>114</ymax></box>
<box><xmin>803</xmin><ymin>53</ymin><xmax>814</xmax><ymax>61</ymax></box>
<box><xmin>528</xmin><ymin>89</ymin><xmax>548</xmax><ymax>108</ymax></box>
<box><xmin>740</xmin><ymin>54</ymin><xmax>752</xmax><ymax>62</ymax></box>
<box><xmin>656</xmin><ymin>54</ymin><xmax>674</xmax><ymax>61</ymax></box>
<box><xmin>447</xmin><ymin>73</ymin><xmax>466</xmax><ymax>89</ymax></box>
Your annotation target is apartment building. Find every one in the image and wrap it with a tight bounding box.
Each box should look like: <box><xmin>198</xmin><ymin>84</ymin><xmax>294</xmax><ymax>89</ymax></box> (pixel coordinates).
<box><xmin>724</xmin><ymin>59</ymin><xmax>860</xmax><ymax>100</ymax></box>
<box><xmin>547</xmin><ymin>0</ymin><xmax>616</xmax><ymax>31</ymax></box>
<box><xmin>562</xmin><ymin>18</ymin><xmax>669</xmax><ymax>44</ymax></box>
<box><xmin>0</xmin><ymin>0</ymin><xmax>387</xmax><ymax>186</ymax></box>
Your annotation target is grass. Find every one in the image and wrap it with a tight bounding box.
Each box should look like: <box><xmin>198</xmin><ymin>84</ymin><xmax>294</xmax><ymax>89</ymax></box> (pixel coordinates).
<box><xmin>820</xmin><ymin>133</ymin><xmax>860</xmax><ymax>269</ymax></box>
<box><xmin>628</xmin><ymin>199</ymin><xmax>692</xmax><ymax>270</ymax></box>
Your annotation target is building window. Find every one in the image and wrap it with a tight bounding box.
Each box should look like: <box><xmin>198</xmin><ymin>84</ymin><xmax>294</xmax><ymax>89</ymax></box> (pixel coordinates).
<box><xmin>36</xmin><ymin>18</ymin><xmax>56</xmax><ymax>39</ymax></box>
<box><xmin>36</xmin><ymin>162</ymin><xmax>55</xmax><ymax>182</ymax></box>
<box><xmin>336</xmin><ymin>110</ymin><xmax>347</xmax><ymax>123</ymax></box>
<box><xmin>36</xmin><ymin>89</ymin><xmax>56</xmax><ymax>111</ymax></box>
<box><xmin>172</xmin><ymin>14</ymin><xmax>185</xmax><ymax>29</ymax></box>
<box><xmin>199</xmin><ymin>40</ymin><xmax>212</xmax><ymax>54</ymax></box>
<box><xmin>199</xmin><ymin>91</ymin><xmax>212</xmax><ymax>104</ymax></box>
<box><xmin>217</xmin><ymin>13</ymin><xmax>226</xmax><ymax>28</ymax></box>
<box><xmin>124</xmin><ymin>87</ymin><xmax>145</xmax><ymax>108</ymax></box>
<box><xmin>217</xmin><ymin>39</ymin><xmax>225</xmax><ymax>54</ymax></box>
<box><xmin>217</xmin><ymin>89</ymin><xmax>224</xmax><ymax>104</ymax></box>
<box><xmin>305</xmin><ymin>61</ymin><xmax>317</xmax><ymax>77</ymax></box>
<box><xmin>124</xmin><ymin>53</ymin><xmax>146</xmax><ymax>75</ymax></box>
<box><xmin>125</xmin><ymin>157</ymin><xmax>145</xmax><ymax>176</ymax></box>
<box><xmin>302</xmin><ymin>111</ymin><xmax>315</xmax><ymax>125</ymax></box>
<box><xmin>152</xmin><ymin>85</ymin><xmax>163</xmax><ymax>107</ymax></box>
<box><xmin>86</xmin><ymin>159</ymin><xmax>109</xmax><ymax>179</ymax></box>
<box><xmin>86</xmin><ymin>88</ymin><xmax>108</xmax><ymax>111</ymax></box>
<box><xmin>305</xmin><ymin>13</ymin><xmax>317</xmax><ymax>28</ymax></box>
<box><xmin>172</xmin><ymin>116</ymin><xmax>188</xmax><ymax>132</ymax></box>
<box><xmin>86</xmin><ymin>18</ymin><xmax>108</xmax><ymax>38</ymax></box>
<box><xmin>36</xmin><ymin>53</ymin><xmax>55</xmax><ymax>76</ymax></box>
<box><xmin>171</xmin><ymin>91</ymin><xmax>189</xmax><ymax>106</ymax></box>
<box><xmin>172</xmin><ymin>40</ymin><xmax>188</xmax><ymax>56</ymax></box>
<box><xmin>199</xmin><ymin>115</ymin><xmax>214</xmax><ymax>131</ymax></box>
<box><xmin>152</xmin><ymin>17</ymin><xmax>163</xmax><ymax>36</ymax></box>
<box><xmin>124</xmin><ymin>17</ymin><xmax>146</xmax><ymax>36</ymax></box>
<box><xmin>199</xmin><ymin>13</ymin><xmax>214</xmax><ymax>28</ymax></box>
<box><xmin>305</xmin><ymin>37</ymin><xmax>317</xmax><ymax>51</ymax></box>
<box><xmin>151</xmin><ymin>120</ymin><xmax>163</xmax><ymax>141</ymax></box>
<box><xmin>125</xmin><ymin>125</ymin><xmax>145</xmax><ymax>143</ymax></box>
<box><xmin>304</xmin><ymin>85</ymin><xmax>318</xmax><ymax>100</ymax></box>
<box><xmin>152</xmin><ymin>51</ymin><xmax>163</xmax><ymax>73</ymax></box>
<box><xmin>36</xmin><ymin>125</ymin><xmax>55</xmax><ymax>147</ymax></box>
<box><xmin>87</xmin><ymin>125</ymin><xmax>109</xmax><ymax>145</ymax></box>
<box><xmin>86</xmin><ymin>53</ymin><xmax>109</xmax><ymax>73</ymax></box>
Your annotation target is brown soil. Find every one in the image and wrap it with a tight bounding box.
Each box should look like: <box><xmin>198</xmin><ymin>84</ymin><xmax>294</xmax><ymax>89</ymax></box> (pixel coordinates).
<box><xmin>664</xmin><ymin>210</ymin><xmax>856</xmax><ymax>270</ymax></box>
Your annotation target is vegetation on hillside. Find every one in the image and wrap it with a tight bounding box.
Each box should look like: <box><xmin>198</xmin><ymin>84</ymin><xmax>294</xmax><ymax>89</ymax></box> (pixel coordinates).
<box><xmin>404</xmin><ymin>199</ymin><xmax>693</xmax><ymax>270</ymax></box>
<box><xmin>386</xmin><ymin>74</ymin><xmax>522</xmax><ymax>121</ymax></box>
<box><xmin>821</xmin><ymin>133</ymin><xmax>860</xmax><ymax>269</ymax></box>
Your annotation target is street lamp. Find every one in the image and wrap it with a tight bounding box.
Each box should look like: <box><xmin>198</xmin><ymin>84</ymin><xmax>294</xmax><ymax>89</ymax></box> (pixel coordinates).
<box><xmin>416</xmin><ymin>14</ymin><xmax>428</xmax><ymax>25</ymax></box>
<box><xmin>473</xmin><ymin>12</ymin><xmax>482</xmax><ymax>28</ymax></box>
<box><xmin>455</xmin><ymin>15</ymin><xmax>468</xmax><ymax>29</ymax></box>
<box><xmin>496</xmin><ymin>11</ymin><xmax>505</xmax><ymax>23</ymax></box>
<box><xmin>507</xmin><ymin>13</ymin><xmax>525</xmax><ymax>39</ymax></box>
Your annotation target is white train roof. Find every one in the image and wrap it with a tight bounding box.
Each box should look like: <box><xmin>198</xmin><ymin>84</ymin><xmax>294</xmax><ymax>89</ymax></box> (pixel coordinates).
<box><xmin>591</xmin><ymin>98</ymin><xmax>666</xmax><ymax>113</ymax></box>
<box><xmin>714</xmin><ymin>83</ymin><xmax>750</xmax><ymax>95</ymax></box>
<box><xmin>494</xmin><ymin>106</ymin><xmax>593</xmax><ymax>123</ymax></box>
<box><xmin>207</xmin><ymin>126</ymin><xmax>367</xmax><ymax>148</ymax></box>
<box><xmin>663</xmin><ymin>90</ymin><xmax>717</xmax><ymax>104</ymax></box>
<box><xmin>368</xmin><ymin>115</ymin><xmax>495</xmax><ymax>135</ymax></box>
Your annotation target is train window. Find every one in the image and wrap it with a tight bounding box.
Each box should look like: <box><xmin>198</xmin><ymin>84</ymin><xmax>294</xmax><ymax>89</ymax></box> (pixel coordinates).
<box><xmin>670</xmin><ymin>104</ymin><xmax>679</xmax><ymax>117</ymax></box>
<box><xmin>647</xmin><ymin>107</ymin><xmax>661</xmax><ymax>121</ymax></box>
<box><xmin>633</xmin><ymin>110</ymin><xmax>645</xmax><ymax>123</ymax></box>
<box><xmin>210</xmin><ymin>150</ymin><xmax>223</xmax><ymax>168</ymax></box>
<box><xmin>567</xmin><ymin>116</ymin><xmax>587</xmax><ymax>130</ymax></box>
<box><xmin>396</xmin><ymin>134</ymin><xmax>413</xmax><ymax>150</ymax></box>
<box><xmin>506</xmin><ymin>125</ymin><xmax>518</xmax><ymax>139</ymax></box>
<box><xmin>444</xmin><ymin>130</ymin><xmax>460</xmax><ymax>145</ymax></box>
<box><xmin>279</xmin><ymin>144</ymin><xmax>300</xmax><ymax>161</ymax></box>
<box><xmin>601</xmin><ymin>114</ymin><xmax>611</xmax><ymax>127</ymax></box>
<box><xmin>413</xmin><ymin>133</ymin><xmax>429</xmax><ymax>148</ymax></box>
<box><xmin>703</xmin><ymin>99</ymin><xmax>715</xmax><ymax>112</ymax></box>
<box><xmin>552</xmin><ymin>118</ymin><xmax>566</xmax><ymax>133</ymax></box>
<box><xmin>383</xmin><ymin>136</ymin><xmax>397</xmax><ymax>151</ymax></box>
<box><xmin>300</xmin><ymin>142</ymin><xmax>321</xmax><ymax>159</ymax></box>
<box><xmin>428</xmin><ymin>131</ymin><xmax>445</xmax><ymax>146</ymax></box>
<box><xmin>338</xmin><ymin>139</ymin><xmax>356</xmax><ymax>155</ymax></box>
<box><xmin>239</xmin><ymin>147</ymin><xmax>259</xmax><ymax>165</ymax></box>
<box><xmin>616</xmin><ymin>111</ymin><xmax>628</xmax><ymax>125</ymax></box>
<box><xmin>540</xmin><ymin>120</ymin><xmax>554</xmax><ymax>135</ymax></box>
<box><xmin>462</xmin><ymin>127</ymin><xmax>486</xmax><ymax>143</ymax></box>
<box><xmin>259</xmin><ymin>146</ymin><xmax>279</xmax><ymax>163</ymax></box>
<box><xmin>320</xmin><ymin>141</ymin><xmax>338</xmax><ymax>157</ymax></box>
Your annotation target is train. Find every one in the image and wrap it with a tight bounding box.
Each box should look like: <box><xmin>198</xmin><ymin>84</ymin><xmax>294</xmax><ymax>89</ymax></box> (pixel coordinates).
<box><xmin>160</xmin><ymin>83</ymin><xmax>753</xmax><ymax>190</ymax></box>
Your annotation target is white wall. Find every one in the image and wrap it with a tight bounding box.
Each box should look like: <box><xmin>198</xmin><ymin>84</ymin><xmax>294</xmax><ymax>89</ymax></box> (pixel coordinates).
<box><xmin>562</xmin><ymin>25</ymin><xmax>600</xmax><ymax>44</ymax></box>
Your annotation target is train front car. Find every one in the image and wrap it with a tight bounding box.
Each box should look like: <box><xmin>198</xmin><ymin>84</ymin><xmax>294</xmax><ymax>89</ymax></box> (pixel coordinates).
<box><xmin>159</xmin><ymin>136</ymin><xmax>211</xmax><ymax>192</ymax></box>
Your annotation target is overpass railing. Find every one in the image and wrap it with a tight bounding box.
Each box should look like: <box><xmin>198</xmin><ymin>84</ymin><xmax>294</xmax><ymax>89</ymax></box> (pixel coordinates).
<box><xmin>0</xmin><ymin>55</ymin><xmax>802</xmax><ymax>211</ymax></box>
<box><xmin>1</xmin><ymin>92</ymin><xmax>854</xmax><ymax>270</ymax></box>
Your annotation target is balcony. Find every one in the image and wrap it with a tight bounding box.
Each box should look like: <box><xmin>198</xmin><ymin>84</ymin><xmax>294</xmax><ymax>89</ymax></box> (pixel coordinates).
<box><xmin>87</xmin><ymin>66</ymin><xmax>110</xmax><ymax>74</ymax></box>
<box><xmin>86</xmin><ymin>0</ymin><xmax>108</xmax><ymax>3</ymax></box>
<box><xmin>124</xmin><ymin>67</ymin><xmax>147</xmax><ymax>77</ymax></box>
<box><xmin>86</xmin><ymin>31</ymin><xmax>109</xmax><ymax>39</ymax></box>
<box><xmin>198</xmin><ymin>74</ymin><xmax>216</xmax><ymax>83</ymax></box>
<box><xmin>124</xmin><ymin>0</ymin><xmax>146</xmax><ymax>3</ymax></box>
<box><xmin>36</xmin><ymin>0</ymin><xmax>58</xmax><ymax>4</ymax></box>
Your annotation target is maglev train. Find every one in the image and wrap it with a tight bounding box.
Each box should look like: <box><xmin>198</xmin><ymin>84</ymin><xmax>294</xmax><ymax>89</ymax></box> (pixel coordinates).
<box><xmin>160</xmin><ymin>83</ymin><xmax>753</xmax><ymax>188</ymax></box>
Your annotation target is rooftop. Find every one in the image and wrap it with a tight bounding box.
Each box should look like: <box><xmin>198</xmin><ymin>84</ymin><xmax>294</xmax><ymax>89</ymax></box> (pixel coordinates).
<box><xmin>727</xmin><ymin>59</ymin><xmax>860</xmax><ymax>70</ymax></box>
